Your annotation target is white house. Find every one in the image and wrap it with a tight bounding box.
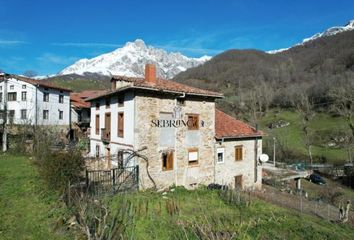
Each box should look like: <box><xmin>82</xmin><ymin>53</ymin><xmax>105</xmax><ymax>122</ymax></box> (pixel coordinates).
<box><xmin>86</xmin><ymin>64</ymin><xmax>264</xmax><ymax>190</ymax></box>
<box><xmin>0</xmin><ymin>74</ymin><xmax>71</xmax><ymax>126</ymax></box>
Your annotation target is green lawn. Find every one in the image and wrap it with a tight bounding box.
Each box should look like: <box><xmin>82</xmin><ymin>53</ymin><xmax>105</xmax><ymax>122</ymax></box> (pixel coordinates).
<box><xmin>259</xmin><ymin>109</ymin><xmax>351</xmax><ymax>164</ymax></box>
<box><xmin>0</xmin><ymin>154</ymin><xmax>70</xmax><ymax>240</ymax></box>
<box><xmin>109</xmin><ymin>187</ymin><xmax>354</xmax><ymax>240</ymax></box>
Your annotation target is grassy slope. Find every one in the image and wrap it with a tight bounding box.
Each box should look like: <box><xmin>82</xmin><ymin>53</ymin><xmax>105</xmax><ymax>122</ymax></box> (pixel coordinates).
<box><xmin>0</xmin><ymin>154</ymin><xmax>69</xmax><ymax>240</ymax></box>
<box><xmin>258</xmin><ymin>109</ymin><xmax>350</xmax><ymax>164</ymax></box>
<box><xmin>48</xmin><ymin>79</ymin><xmax>110</xmax><ymax>92</ymax></box>
<box><xmin>110</xmin><ymin>188</ymin><xmax>354</xmax><ymax>240</ymax></box>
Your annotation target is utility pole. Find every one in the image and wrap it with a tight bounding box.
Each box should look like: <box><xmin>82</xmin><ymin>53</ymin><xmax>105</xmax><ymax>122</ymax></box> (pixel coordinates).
<box><xmin>2</xmin><ymin>73</ymin><xmax>7</xmax><ymax>152</ymax></box>
<box><xmin>273</xmin><ymin>137</ymin><xmax>276</xmax><ymax>166</ymax></box>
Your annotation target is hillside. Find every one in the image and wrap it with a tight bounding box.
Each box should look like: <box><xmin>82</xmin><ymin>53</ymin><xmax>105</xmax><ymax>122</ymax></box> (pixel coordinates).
<box><xmin>173</xmin><ymin>29</ymin><xmax>354</xmax><ymax>114</ymax></box>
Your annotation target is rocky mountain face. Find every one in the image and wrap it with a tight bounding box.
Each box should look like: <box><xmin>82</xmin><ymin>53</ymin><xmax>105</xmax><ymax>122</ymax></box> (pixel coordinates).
<box><xmin>59</xmin><ymin>39</ymin><xmax>210</xmax><ymax>79</ymax></box>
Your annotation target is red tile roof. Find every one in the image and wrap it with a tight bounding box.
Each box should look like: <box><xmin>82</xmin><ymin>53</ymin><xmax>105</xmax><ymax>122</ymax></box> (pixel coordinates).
<box><xmin>87</xmin><ymin>76</ymin><xmax>223</xmax><ymax>101</ymax></box>
<box><xmin>71</xmin><ymin>90</ymin><xmax>107</xmax><ymax>108</ymax></box>
<box><xmin>6</xmin><ymin>74</ymin><xmax>72</xmax><ymax>92</ymax></box>
<box><xmin>215</xmin><ymin>109</ymin><xmax>263</xmax><ymax>139</ymax></box>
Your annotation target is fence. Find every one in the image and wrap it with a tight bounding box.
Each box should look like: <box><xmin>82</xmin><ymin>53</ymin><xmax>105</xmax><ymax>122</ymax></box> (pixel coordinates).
<box><xmin>85</xmin><ymin>165</ymin><xmax>139</xmax><ymax>195</ymax></box>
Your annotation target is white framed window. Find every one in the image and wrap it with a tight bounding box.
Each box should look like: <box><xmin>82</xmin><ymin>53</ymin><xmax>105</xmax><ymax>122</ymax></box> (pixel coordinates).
<box><xmin>188</xmin><ymin>148</ymin><xmax>199</xmax><ymax>165</ymax></box>
<box><xmin>21</xmin><ymin>109</ymin><xmax>27</xmax><ymax>120</ymax></box>
<box><xmin>22</xmin><ymin>85</ymin><xmax>26</xmax><ymax>89</ymax></box>
<box><xmin>217</xmin><ymin>148</ymin><xmax>225</xmax><ymax>163</ymax></box>
<box><xmin>9</xmin><ymin>85</ymin><xmax>14</xmax><ymax>90</ymax></box>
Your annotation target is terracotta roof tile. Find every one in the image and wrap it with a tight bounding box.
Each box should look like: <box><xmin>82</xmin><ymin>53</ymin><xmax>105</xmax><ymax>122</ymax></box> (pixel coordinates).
<box><xmin>215</xmin><ymin>109</ymin><xmax>263</xmax><ymax>139</ymax></box>
<box><xmin>71</xmin><ymin>90</ymin><xmax>107</xmax><ymax>108</ymax></box>
<box><xmin>6</xmin><ymin>74</ymin><xmax>72</xmax><ymax>92</ymax></box>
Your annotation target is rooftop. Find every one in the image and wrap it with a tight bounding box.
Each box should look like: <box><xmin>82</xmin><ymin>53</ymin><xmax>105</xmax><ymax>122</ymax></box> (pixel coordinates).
<box><xmin>215</xmin><ymin>109</ymin><xmax>263</xmax><ymax>139</ymax></box>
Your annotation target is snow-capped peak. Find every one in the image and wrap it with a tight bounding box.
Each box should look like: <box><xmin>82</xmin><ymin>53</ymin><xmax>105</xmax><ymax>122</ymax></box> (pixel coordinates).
<box><xmin>267</xmin><ymin>20</ymin><xmax>354</xmax><ymax>54</ymax></box>
<box><xmin>59</xmin><ymin>39</ymin><xmax>211</xmax><ymax>79</ymax></box>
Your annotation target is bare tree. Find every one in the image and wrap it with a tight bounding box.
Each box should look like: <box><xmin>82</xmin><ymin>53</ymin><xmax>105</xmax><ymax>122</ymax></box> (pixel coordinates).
<box><xmin>293</xmin><ymin>92</ymin><xmax>315</xmax><ymax>165</ymax></box>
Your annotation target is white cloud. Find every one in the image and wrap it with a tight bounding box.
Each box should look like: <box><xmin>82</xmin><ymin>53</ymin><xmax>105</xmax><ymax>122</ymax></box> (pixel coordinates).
<box><xmin>0</xmin><ymin>39</ymin><xmax>27</xmax><ymax>47</ymax></box>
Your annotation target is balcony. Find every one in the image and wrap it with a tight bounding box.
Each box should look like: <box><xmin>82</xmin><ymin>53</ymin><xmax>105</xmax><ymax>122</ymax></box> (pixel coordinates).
<box><xmin>101</xmin><ymin>128</ymin><xmax>111</xmax><ymax>144</ymax></box>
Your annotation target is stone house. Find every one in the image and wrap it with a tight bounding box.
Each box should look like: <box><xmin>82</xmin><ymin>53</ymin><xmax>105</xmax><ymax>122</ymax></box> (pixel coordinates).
<box><xmin>87</xmin><ymin>64</ymin><xmax>263</xmax><ymax>190</ymax></box>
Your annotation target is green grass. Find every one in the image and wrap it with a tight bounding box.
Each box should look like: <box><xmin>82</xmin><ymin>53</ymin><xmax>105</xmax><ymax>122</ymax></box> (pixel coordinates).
<box><xmin>0</xmin><ymin>154</ymin><xmax>70</xmax><ymax>240</ymax></box>
<box><xmin>49</xmin><ymin>79</ymin><xmax>110</xmax><ymax>92</ymax></box>
<box><xmin>259</xmin><ymin>109</ymin><xmax>351</xmax><ymax>164</ymax></box>
<box><xmin>109</xmin><ymin>187</ymin><xmax>354</xmax><ymax>240</ymax></box>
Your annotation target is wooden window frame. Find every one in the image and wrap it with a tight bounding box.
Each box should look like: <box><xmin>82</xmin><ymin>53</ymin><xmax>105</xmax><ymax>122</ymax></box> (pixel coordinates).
<box><xmin>235</xmin><ymin>145</ymin><xmax>243</xmax><ymax>161</ymax></box>
<box><xmin>235</xmin><ymin>175</ymin><xmax>243</xmax><ymax>189</ymax></box>
<box><xmin>187</xmin><ymin>114</ymin><xmax>199</xmax><ymax>130</ymax></box>
<box><xmin>188</xmin><ymin>148</ymin><xmax>199</xmax><ymax>166</ymax></box>
<box><xmin>118</xmin><ymin>112</ymin><xmax>124</xmax><ymax>138</ymax></box>
<box><xmin>162</xmin><ymin>151</ymin><xmax>174</xmax><ymax>171</ymax></box>
<box><xmin>95</xmin><ymin>114</ymin><xmax>100</xmax><ymax>135</ymax></box>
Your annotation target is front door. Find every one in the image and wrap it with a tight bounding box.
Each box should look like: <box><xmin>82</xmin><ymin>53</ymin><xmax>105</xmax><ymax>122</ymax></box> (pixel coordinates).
<box><xmin>235</xmin><ymin>175</ymin><xmax>243</xmax><ymax>189</ymax></box>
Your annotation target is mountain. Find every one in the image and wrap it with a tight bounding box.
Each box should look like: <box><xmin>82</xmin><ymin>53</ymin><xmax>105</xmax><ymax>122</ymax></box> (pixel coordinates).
<box><xmin>174</xmin><ymin>21</ymin><xmax>354</xmax><ymax>115</ymax></box>
<box><xmin>268</xmin><ymin>20</ymin><xmax>354</xmax><ymax>54</ymax></box>
<box><xmin>59</xmin><ymin>39</ymin><xmax>211</xmax><ymax>79</ymax></box>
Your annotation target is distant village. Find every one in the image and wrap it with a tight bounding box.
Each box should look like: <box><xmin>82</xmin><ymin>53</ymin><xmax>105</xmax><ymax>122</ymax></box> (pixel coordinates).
<box><xmin>0</xmin><ymin>64</ymin><xmax>264</xmax><ymax>190</ymax></box>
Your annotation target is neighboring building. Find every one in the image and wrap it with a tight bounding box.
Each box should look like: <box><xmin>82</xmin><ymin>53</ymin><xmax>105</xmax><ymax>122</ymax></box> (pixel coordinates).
<box><xmin>0</xmin><ymin>74</ymin><xmax>71</xmax><ymax>126</ymax></box>
<box><xmin>87</xmin><ymin>64</ymin><xmax>263</xmax><ymax>190</ymax></box>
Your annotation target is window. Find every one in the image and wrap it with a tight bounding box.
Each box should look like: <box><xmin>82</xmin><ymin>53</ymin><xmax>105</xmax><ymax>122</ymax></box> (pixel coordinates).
<box><xmin>188</xmin><ymin>148</ymin><xmax>199</xmax><ymax>165</ymax></box>
<box><xmin>235</xmin><ymin>175</ymin><xmax>243</xmax><ymax>189</ymax></box>
<box><xmin>118</xmin><ymin>95</ymin><xmax>124</xmax><ymax>107</ymax></box>
<box><xmin>8</xmin><ymin>92</ymin><xmax>17</xmax><ymax>101</ymax></box>
<box><xmin>95</xmin><ymin>114</ymin><xmax>100</xmax><ymax>135</ymax></box>
<box><xmin>96</xmin><ymin>102</ymin><xmax>100</xmax><ymax>110</ymax></box>
<box><xmin>95</xmin><ymin>145</ymin><xmax>100</xmax><ymax>158</ymax></box>
<box><xmin>43</xmin><ymin>93</ymin><xmax>49</xmax><ymax>102</ymax></box>
<box><xmin>187</xmin><ymin>114</ymin><xmax>199</xmax><ymax>130</ymax></box>
<box><xmin>0</xmin><ymin>92</ymin><xmax>2</xmax><ymax>102</ymax></box>
<box><xmin>217</xmin><ymin>148</ymin><xmax>225</xmax><ymax>163</ymax></box>
<box><xmin>9</xmin><ymin>110</ymin><xmax>15</xmax><ymax>124</ymax></box>
<box><xmin>118</xmin><ymin>112</ymin><xmax>124</xmax><ymax>137</ymax></box>
<box><xmin>235</xmin><ymin>145</ymin><xmax>243</xmax><ymax>161</ymax></box>
<box><xmin>59</xmin><ymin>95</ymin><xmax>64</xmax><ymax>103</ymax></box>
<box><xmin>43</xmin><ymin>110</ymin><xmax>49</xmax><ymax>120</ymax></box>
<box><xmin>22</xmin><ymin>85</ymin><xmax>26</xmax><ymax>89</ymax></box>
<box><xmin>21</xmin><ymin>109</ymin><xmax>27</xmax><ymax>120</ymax></box>
<box><xmin>177</xmin><ymin>98</ymin><xmax>185</xmax><ymax>106</ymax></box>
<box><xmin>118</xmin><ymin>150</ymin><xmax>124</xmax><ymax>169</ymax></box>
<box><xmin>105</xmin><ymin>98</ymin><xmax>110</xmax><ymax>108</ymax></box>
<box><xmin>162</xmin><ymin>151</ymin><xmax>174</xmax><ymax>171</ymax></box>
<box><xmin>21</xmin><ymin>92</ymin><xmax>27</xmax><ymax>101</ymax></box>
<box><xmin>59</xmin><ymin>110</ymin><xmax>63</xmax><ymax>120</ymax></box>
<box><xmin>10</xmin><ymin>85</ymin><xmax>14</xmax><ymax>90</ymax></box>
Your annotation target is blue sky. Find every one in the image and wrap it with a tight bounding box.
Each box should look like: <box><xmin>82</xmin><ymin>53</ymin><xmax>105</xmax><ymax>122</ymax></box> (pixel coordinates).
<box><xmin>0</xmin><ymin>0</ymin><xmax>353</xmax><ymax>75</ymax></box>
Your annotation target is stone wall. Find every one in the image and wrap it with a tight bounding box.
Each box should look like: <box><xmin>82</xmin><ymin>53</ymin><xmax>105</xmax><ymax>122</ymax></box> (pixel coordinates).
<box><xmin>215</xmin><ymin>138</ymin><xmax>262</xmax><ymax>190</ymax></box>
<box><xmin>134</xmin><ymin>92</ymin><xmax>216</xmax><ymax>189</ymax></box>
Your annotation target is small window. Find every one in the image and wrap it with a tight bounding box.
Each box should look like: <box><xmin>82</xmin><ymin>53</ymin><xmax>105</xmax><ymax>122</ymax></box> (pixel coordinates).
<box><xmin>43</xmin><ymin>93</ymin><xmax>49</xmax><ymax>102</ymax></box>
<box><xmin>21</xmin><ymin>109</ymin><xmax>27</xmax><ymax>120</ymax></box>
<box><xmin>0</xmin><ymin>92</ymin><xmax>2</xmax><ymax>102</ymax></box>
<box><xmin>95</xmin><ymin>102</ymin><xmax>100</xmax><ymax>110</ymax></box>
<box><xmin>118</xmin><ymin>112</ymin><xmax>124</xmax><ymax>138</ymax></box>
<box><xmin>177</xmin><ymin>98</ymin><xmax>185</xmax><ymax>106</ymax></box>
<box><xmin>105</xmin><ymin>98</ymin><xmax>110</xmax><ymax>108</ymax></box>
<box><xmin>21</xmin><ymin>92</ymin><xmax>27</xmax><ymax>101</ymax></box>
<box><xmin>187</xmin><ymin>114</ymin><xmax>199</xmax><ymax>130</ymax></box>
<box><xmin>22</xmin><ymin>85</ymin><xmax>26</xmax><ymax>89</ymax></box>
<box><xmin>59</xmin><ymin>110</ymin><xmax>63</xmax><ymax>120</ymax></box>
<box><xmin>95</xmin><ymin>145</ymin><xmax>100</xmax><ymax>158</ymax></box>
<box><xmin>95</xmin><ymin>114</ymin><xmax>100</xmax><ymax>135</ymax></box>
<box><xmin>217</xmin><ymin>148</ymin><xmax>224</xmax><ymax>163</ymax></box>
<box><xmin>118</xmin><ymin>95</ymin><xmax>124</xmax><ymax>107</ymax></box>
<box><xmin>188</xmin><ymin>148</ymin><xmax>199</xmax><ymax>165</ymax></box>
<box><xmin>0</xmin><ymin>86</ymin><xmax>2</xmax><ymax>90</ymax></box>
<box><xmin>59</xmin><ymin>95</ymin><xmax>64</xmax><ymax>103</ymax></box>
<box><xmin>8</xmin><ymin>92</ymin><xmax>17</xmax><ymax>101</ymax></box>
<box><xmin>43</xmin><ymin>110</ymin><xmax>49</xmax><ymax>120</ymax></box>
<box><xmin>162</xmin><ymin>151</ymin><xmax>174</xmax><ymax>171</ymax></box>
<box><xmin>9</xmin><ymin>85</ymin><xmax>14</xmax><ymax>90</ymax></box>
<box><xmin>235</xmin><ymin>146</ymin><xmax>243</xmax><ymax>161</ymax></box>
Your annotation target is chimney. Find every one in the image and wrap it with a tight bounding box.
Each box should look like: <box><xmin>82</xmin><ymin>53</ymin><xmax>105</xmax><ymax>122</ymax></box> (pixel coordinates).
<box><xmin>145</xmin><ymin>64</ymin><xmax>156</xmax><ymax>83</ymax></box>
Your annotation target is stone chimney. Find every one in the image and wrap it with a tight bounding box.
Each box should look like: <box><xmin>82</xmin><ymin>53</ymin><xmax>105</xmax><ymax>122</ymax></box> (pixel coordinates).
<box><xmin>145</xmin><ymin>64</ymin><xmax>156</xmax><ymax>83</ymax></box>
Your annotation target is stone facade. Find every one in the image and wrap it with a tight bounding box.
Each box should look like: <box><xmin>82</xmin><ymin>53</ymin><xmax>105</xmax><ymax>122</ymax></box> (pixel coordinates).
<box><xmin>134</xmin><ymin>92</ymin><xmax>216</xmax><ymax>189</ymax></box>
